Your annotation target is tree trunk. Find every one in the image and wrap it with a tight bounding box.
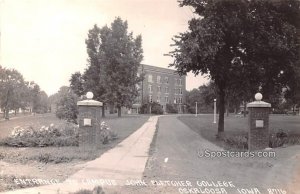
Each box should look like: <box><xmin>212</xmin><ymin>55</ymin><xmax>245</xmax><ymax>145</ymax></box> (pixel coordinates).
<box><xmin>218</xmin><ymin>86</ymin><xmax>225</xmax><ymax>137</ymax></box>
<box><xmin>243</xmin><ymin>102</ymin><xmax>247</xmax><ymax>117</ymax></box>
<box><xmin>5</xmin><ymin>108</ymin><xmax>9</xmax><ymax>120</ymax></box>
<box><xmin>118</xmin><ymin>106</ymin><xmax>121</xmax><ymax>117</ymax></box>
<box><xmin>14</xmin><ymin>109</ymin><xmax>17</xmax><ymax>116</ymax></box>
<box><xmin>102</xmin><ymin>104</ymin><xmax>105</xmax><ymax>118</ymax></box>
<box><xmin>226</xmin><ymin>101</ymin><xmax>229</xmax><ymax>117</ymax></box>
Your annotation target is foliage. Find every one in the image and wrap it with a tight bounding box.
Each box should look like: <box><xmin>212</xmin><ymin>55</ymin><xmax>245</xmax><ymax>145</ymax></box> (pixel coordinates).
<box><xmin>0</xmin><ymin>66</ymin><xmax>49</xmax><ymax>118</ymax></box>
<box><xmin>0</xmin><ymin>120</ymin><xmax>117</xmax><ymax>148</ymax></box>
<box><xmin>70</xmin><ymin>72</ymin><xmax>85</xmax><ymax>97</ymax></box>
<box><xmin>0</xmin><ymin>123</ymin><xmax>79</xmax><ymax>147</ymax></box>
<box><xmin>186</xmin><ymin>82</ymin><xmax>216</xmax><ymax>113</ymax></box>
<box><xmin>220</xmin><ymin>135</ymin><xmax>248</xmax><ymax>150</ymax></box>
<box><xmin>139</xmin><ymin>103</ymin><xmax>148</xmax><ymax>114</ymax></box>
<box><xmin>0</xmin><ymin>174</ymin><xmax>38</xmax><ymax>192</ymax></box>
<box><xmin>268</xmin><ymin>129</ymin><xmax>300</xmax><ymax>148</ymax></box>
<box><xmin>151</xmin><ymin>102</ymin><xmax>164</xmax><ymax>114</ymax></box>
<box><xmin>37</xmin><ymin>153</ymin><xmax>71</xmax><ymax>164</ymax></box>
<box><xmin>72</xmin><ymin>186</ymin><xmax>105</xmax><ymax>194</ymax></box>
<box><xmin>0</xmin><ymin>67</ymin><xmax>27</xmax><ymax>113</ymax></box>
<box><xmin>70</xmin><ymin>17</ymin><xmax>144</xmax><ymax>117</ymax></box>
<box><xmin>55</xmin><ymin>86</ymin><xmax>79</xmax><ymax>124</ymax></box>
<box><xmin>170</xmin><ymin>0</ymin><xmax>300</xmax><ymax>135</ymax></box>
<box><xmin>139</xmin><ymin>102</ymin><xmax>163</xmax><ymax>114</ymax></box>
<box><xmin>97</xmin><ymin>121</ymin><xmax>118</xmax><ymax>144</ymax></box>
<box><xmin>166</xmin><ymin>103</ymin><xmax>178</xmax><ymax>114</ymax></box>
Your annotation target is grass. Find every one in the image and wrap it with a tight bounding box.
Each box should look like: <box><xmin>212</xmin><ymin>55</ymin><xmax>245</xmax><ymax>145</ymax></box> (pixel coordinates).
<box><xmin>0</xmin><ymin>174</ymin><xmax>39</xmax><ymax>191</ymax></box>
<box><xmin>178</xmin><ymin>114</ymin><xmax>300</xmax><ymax>150</ymax></box>
<box><xmin>71</xmin><ymin>186</ymin><xmax>105</xmax><ymax>194</ymax></box>
<box><xmin>0</xmin><ymin>114</ymin><xmax>149</xmax><ymax>164</ymax></box>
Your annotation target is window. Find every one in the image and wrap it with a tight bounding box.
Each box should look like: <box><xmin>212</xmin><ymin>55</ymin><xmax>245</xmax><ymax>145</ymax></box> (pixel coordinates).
<box><xmin>179</xmin><ymin>88</ymin><xmax>182</xmax><ymax>95</ymax></box>
<box><xmin>174</xmin><ymin>98</ymin><xmax>177</xmax><ymax>104</ymax></box>
<box><xmin>149</xmin><ymin>85</ymin><xmax>152</xmax><ymax>93</ymax></box>
<box><xmin>157</xmin><ymin>86</ymin><xmax>161</xmax><ymax>93</ymax></box>
<box><xmin>148</xmin><ymin>74</ymin><xmax>153</xmax><ymax>83</ymax></box>
<box><xmin>157</xmin><ymin>75</ymin><xmax>161</xmax><ymax>83</ymax></box>
<box><xmin>179</xmin><ymin>79</ymin><xmax>182</xmax><ymax>86</ymax></box>
<box><xmin>165</xmin><ymin>77</ymin><xmax>169</xmax><ymax>84</ymax></box>
<box><xmin>175</xmin><ymin>88</ymin><xmax>177</xmax><ymax>94</ymax></box>
<box><xmin>165</xmin><ymin>86</ymin><xmax>169</xmax><ymax>94</ymax></box>
<box><xmin>179</xmin><ymin>97</ymin><xmax>183</xmax><ymax>104</ymax></box>
<box><xmin>165</xmin><ymin>96</ymin><xmax>169</xmax><ymax>103</ymax></box>
<box><xmin>149</xmin><ymin>95</ymin><xmax>153</xmax><ymax>103</ymax></box>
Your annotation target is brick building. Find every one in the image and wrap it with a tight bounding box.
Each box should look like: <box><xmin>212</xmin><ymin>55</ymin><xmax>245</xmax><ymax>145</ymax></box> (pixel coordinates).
<box><xmin>132</xmin><ymin>64</ymin><xmax>186</xmax><ymax>114</ymax></box>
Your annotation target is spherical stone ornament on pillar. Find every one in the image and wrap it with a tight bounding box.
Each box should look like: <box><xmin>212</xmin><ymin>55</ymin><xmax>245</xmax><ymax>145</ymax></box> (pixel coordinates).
<box><xmin>255</xmin><ymin>93</ymin><xmax>263</xmax><ymax>101</ymax></box>
<box><xmin>86</xmin><ymin>92</ymin><xmax>94</xmax><ymax>100</ymax></box>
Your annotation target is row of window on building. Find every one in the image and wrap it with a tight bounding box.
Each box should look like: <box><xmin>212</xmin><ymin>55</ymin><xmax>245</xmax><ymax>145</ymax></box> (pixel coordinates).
<box><xmin>148</xmin><ymin>85</ymin><xmax>183</xmax><ymax>94</ymax></box>
<box><xmin>148</xmin><ymin>75</ymin><xmax>183</xmax><ymax>85</ymax></box>
<box><xmin>149</xmin><ymin>95</ymin><xmax>183</xmax><ymax>104</ymax></box>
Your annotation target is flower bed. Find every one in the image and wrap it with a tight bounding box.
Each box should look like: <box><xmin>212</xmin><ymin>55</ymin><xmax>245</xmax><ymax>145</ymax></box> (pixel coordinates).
<box><xmin>0</xmin><ymin>121</ymin><xmax>117</xmax><ymax>147</ymax></box>
<box><xmin>0</xmin><ymin>123</ymin><xmax>79</xmax><ymax>147</ymax></box>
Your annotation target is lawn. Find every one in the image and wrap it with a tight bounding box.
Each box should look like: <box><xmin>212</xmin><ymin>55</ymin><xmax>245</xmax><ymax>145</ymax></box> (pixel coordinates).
<box><xmin>178</xmin><ymin>114</ymin><xmax>300</xmax><ymax>150</ymax></box>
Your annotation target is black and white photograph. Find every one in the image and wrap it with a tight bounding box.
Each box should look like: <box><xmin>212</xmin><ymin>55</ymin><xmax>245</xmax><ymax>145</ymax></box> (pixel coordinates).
<box><xmin>0</xmin><ymin>0</ymin><xmax>299</xmax><ymax>193</ymax></box>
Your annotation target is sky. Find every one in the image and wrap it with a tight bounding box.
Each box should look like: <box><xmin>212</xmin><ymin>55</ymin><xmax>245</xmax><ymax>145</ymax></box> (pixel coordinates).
<box><xmin>0</xmin><ymin>0</ymin><xmax>208</xmax><ymax>96</ymax></box>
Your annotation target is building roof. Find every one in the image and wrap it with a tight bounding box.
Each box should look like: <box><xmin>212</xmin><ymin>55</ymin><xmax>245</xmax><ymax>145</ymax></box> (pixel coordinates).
<box><xmin>140</xmin><ymin>64</ymin><xmax>185</xmax><ymax>77</ymax></box>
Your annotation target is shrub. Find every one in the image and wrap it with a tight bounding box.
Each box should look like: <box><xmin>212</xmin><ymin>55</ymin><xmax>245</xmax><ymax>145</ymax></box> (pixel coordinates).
<box><xmin>139</xmin><ymin>102</ymin><xmax>163</xmax><ymax>114</ymax></box>
<box><xmin>72</xmin><ymin>186</ymin><xmax>105</xmax><ymax>194</ymax></box>
<box><xmin>36</xmin><ymin>153</ymin><xmax>71</xmax><ymax>164</ymax></box>
<box><xmin>269</xmin><ymin>129</ymin><xmax>288</xmax><ymax>148</ymax></box>
<box><xmin>221</xmin><ymin>135</ymin><xmax>248</xmax><ymax>150</ymax></box>
<box><xmin>166</xmin><ymin>104</ymin><xmax>178</xmax><ymax>114</ymax></box>
<box><xmin>97</xmin><ymin>121</ymin><xmax>118</xmax><ymax>144</ymax></box>
<box><xmin>1</xmin><ymin>121</ymin><xmax>118</xmax><ymax>148</ymax></box>
<box><xmin>151</xmin><ymin>102</ymin><xmax>163</xmax><ymax>115</ymax></box>
<box><xmin>55</xmin><ymin>88</ymin><xmax>78</xmax><ymax>124</ymax></box>
<box><xmin>0</xmin><ymin>123</ymin><xmax>79</xmax><ymax>147</ymax></box>
<box><xmin>268</xmin><ymin>130</ymin><xmax>300</xmax><ymax>148</ymax></box>
<box><xmin>0</xmin><ymin>174</ymin><xmax>38</xmax><ymax>191</ymax></box>
<box><xmin>139</xmin><ymin>103</ymin><xmax>148</xmax><ymax>114</ymax></box>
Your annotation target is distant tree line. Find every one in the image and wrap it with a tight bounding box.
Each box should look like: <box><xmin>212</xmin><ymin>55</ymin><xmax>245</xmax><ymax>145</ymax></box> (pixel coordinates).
<box><xmin>0</xmin><ymin>66</ymin><xmax>49</xmax><ymax>119</ymax></box>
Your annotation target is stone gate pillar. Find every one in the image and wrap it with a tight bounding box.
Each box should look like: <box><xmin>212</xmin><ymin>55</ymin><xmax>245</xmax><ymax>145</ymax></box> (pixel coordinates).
<box><xmin>77</xmin><ymin>92</ymin><xmax>103</xmax><ymax>150</ymax></box>
<box><xmin>247</xmin><ymin>93</ymin><xmax>271</xmax><ymax>150</ymax></box>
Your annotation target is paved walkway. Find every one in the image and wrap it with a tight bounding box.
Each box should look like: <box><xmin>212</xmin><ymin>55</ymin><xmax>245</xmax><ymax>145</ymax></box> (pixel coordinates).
<box><xmin>1</xmin><ymin>116</ymin><xmax>159</xmax><ymax>194</ymax></box>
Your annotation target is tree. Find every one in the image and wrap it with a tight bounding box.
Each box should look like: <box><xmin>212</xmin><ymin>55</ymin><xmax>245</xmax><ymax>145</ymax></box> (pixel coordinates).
<box><xmin>170</xmin><ymin>0</ymin><xmax>300</xmax><ymax>136</ymax></box>
<box><xmin>70</xmin><ymin>24</ymin><xmax>108</xmax><ymax>117</ymax></box>
<box><xmin>71</xmin><ymin>18</ymin><xmax>143</xmax><ymax>117</ymax></box>
<box><xmin>102</xmin><ymin>18</ymin><xmax>143</xmax><ymax>117</ymax></box>
<box><xmin>29</xmin><ymin>83</ymin><xmax>49</xmax><ymax>114</ymax></box>
<box><xmin>70</xmin><ymin>72</ymin><xmax>84</xmax><ymax>97</ymax></box>
<box><xmin>55</xmin><ymin>86</ymin><xmax>78</xmax><ymax>123</ymax></box>
<box><xmin>185</xmin><ymin>82</ymin><xmax>216</xmax><ymax>114</ymax></box>
<box><xmin>0</xmin><ymin>66</ymin><xmax>28</xmax><ymax>119</ymax></box>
